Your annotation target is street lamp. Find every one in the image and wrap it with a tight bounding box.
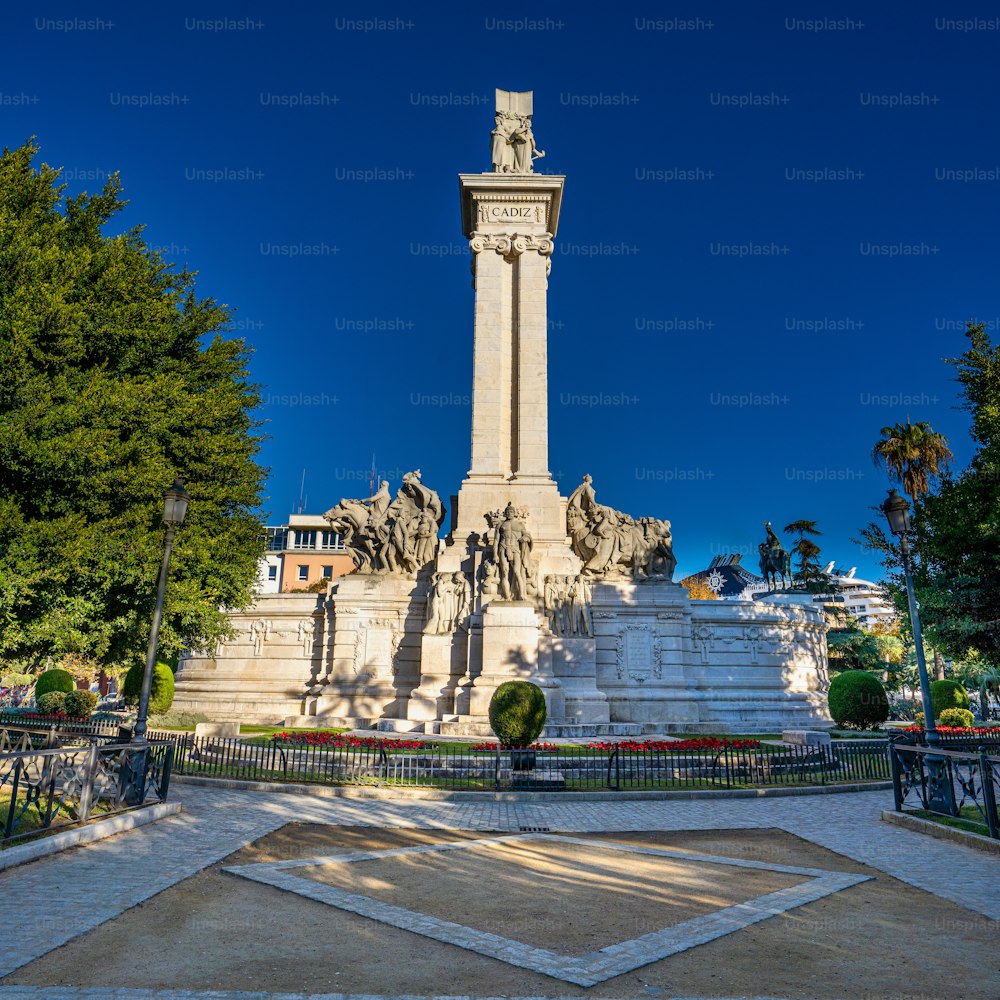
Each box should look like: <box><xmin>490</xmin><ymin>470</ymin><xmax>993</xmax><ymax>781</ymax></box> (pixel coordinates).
<box><xmin>882</xmin><ymin>488</ymin><xmax>954</xmax><ymax>811</ymax></box>
<box><xmin>134</xmin><ymin>477</ymin><xmax>190</xmax><ymax>742</ymax></box>
<box><xmin>882</xmin><ymin>489</ymin><xmax>938</xmax><ymax>745</ymax></box>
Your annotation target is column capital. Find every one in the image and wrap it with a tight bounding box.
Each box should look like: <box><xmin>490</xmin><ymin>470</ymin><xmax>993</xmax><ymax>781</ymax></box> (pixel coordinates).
<box><xmin>469</xmin><ymin>233</ymin><xmax>554</xmax><ymax>256</ymax></box>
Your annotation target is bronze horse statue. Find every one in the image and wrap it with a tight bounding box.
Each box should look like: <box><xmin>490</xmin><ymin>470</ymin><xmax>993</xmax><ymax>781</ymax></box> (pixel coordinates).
<box><xmin>758</xmin><ymin>542</ymin><xmax>792</xmax><ymax>591</ymax></box>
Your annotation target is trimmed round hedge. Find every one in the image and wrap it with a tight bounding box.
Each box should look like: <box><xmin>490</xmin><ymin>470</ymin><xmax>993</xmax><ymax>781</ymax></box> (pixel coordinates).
<box><xmin>938</xmin><ymin>707</ymin><xmax>974</xmax><ymax>729</ymax></box>
<box><xmin>123</xmin><ymin>661</ymin><xmax>175</xmax><ymax>715</ymax></box>
<box><xmin>34</xmin><ymin>668</ymin><xmax>75</xmax><ymax>698</ymax></box>
<box><xmin>827</xmin><ymin>670</ymin><xmax>889</xmax><ymax>730</ymax></box>
<box><xmin>930</xmin><ymin>679</ymin><xmax>969</xmax><ymax>716</ymax></box>
<box><xmin>488</xmin><ymin>680</ymin><xmax>547</xmax><ymax>748</ymax></box>
<box><xmin>36</xmin><ymin>691</ymin><xmax>67</xmax><ymax>715</ymax></box>
<box><xmin>64</xmin><ymin>689</ymin><xmax>99</xmax><ymax>718</ymax></box>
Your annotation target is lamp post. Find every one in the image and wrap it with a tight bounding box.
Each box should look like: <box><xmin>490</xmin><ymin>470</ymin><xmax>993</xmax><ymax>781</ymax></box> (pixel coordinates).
<box><xmin>882</xmin><ymin>488</ymin><xmax>954</xmax><ymax>812</ymax></box>
<box><xmin>134</xmin><ymin>477</ymin><xmax>189</xmax><ymax>742</ymax></box>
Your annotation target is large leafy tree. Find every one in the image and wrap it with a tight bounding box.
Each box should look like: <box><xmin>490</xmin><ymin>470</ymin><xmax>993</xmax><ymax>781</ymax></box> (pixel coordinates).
<box><xmin>915</xmin><ymin>323</ymin><xmax>1000</xmax><ymax>665</ymax></box>
<box><xmin>0</xmin><ymin>141</ymin><xmax>267</xmax><ymax>668</ymax></box>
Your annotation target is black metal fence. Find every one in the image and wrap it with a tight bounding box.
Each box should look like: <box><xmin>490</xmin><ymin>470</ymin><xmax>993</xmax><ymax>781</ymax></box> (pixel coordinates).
<box><xmin>890</xmin><ymin>738</ymin><xmax>1000</xmax><ymax>838</ymax></box>
<box><xmin>0</xmin><ymin>735</ymin><xmax>174</xmax><ymax>846</ymax></box>
<box><xmin>0</xmin><ymin>715</ymin><xmax>896</xmax><ymax>795</ymax></box>
<box><xmin>162</xmin><ymin>735</ymin><xmax>892</xmax><ymax>792</ymax></box>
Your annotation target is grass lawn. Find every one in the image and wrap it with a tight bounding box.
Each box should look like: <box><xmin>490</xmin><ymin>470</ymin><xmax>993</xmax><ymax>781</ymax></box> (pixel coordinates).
<box><xmin>910</xmin><ymin>805</ymin><xmax>998</xmax><ymax>838</ymax></box>
<box><xmin>0</xmin><ymin>793</ymin><xmax>116</xmax><ymax>848</ymax></box>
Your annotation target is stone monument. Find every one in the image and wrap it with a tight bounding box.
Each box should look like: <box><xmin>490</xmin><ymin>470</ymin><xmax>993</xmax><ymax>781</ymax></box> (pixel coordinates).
<box><xmin>173</xmin><ymin>90</ymin><xmax>832</xmax><ymax>734</ymax></box>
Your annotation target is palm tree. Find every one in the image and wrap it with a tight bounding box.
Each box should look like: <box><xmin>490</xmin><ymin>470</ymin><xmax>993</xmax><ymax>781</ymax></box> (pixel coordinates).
<box><xmin>783</xmin><ymin>520</ymin><xmax>824</xmax><ymax>589</ymax></box>
<box><xmin>871</xmin><ymin>419</ymin><xmax>954</xmax><ymax>504</ymax></box>
<box><xmin>872</xmin><ymin>419</ymin><xmax>954</xmax><ymax>676</ymax></box>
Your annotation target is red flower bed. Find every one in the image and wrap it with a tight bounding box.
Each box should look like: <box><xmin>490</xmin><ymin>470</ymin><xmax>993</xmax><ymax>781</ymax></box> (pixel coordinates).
<box><xmin>586</xmin><ymin>737</ymin><xmax>761</xmax><ymax>752</ymax></box>
<box><xmin>903</xmin><ymin>726</ymin><xmax>997</xmax><ymax>736</ymax></box>
<box><xmin>11</xmin><ymin>711</ymin><xmax>89</xmax><ymax>722</ymax></box>
<box><xmin>271</xmin><ymin>731</ymin><xmax>432</xmax><ymax>750</ymax></box>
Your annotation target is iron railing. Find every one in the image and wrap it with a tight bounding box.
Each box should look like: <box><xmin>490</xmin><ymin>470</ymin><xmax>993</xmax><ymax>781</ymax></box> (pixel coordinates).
<box><xmin>0</xmin><ymin>738</ymin><xmax>174</xmax><ymax>845</ymax></box>
<box><xmin>163</xmin><ymin>735</ymin><xmax>892</xmax><ymax>792</ymax></box>
<box><xmin>0</xmin><ymin>718</ymin><xmax>896</xmax><ymax>795</ymax></box>
<box><xmin>890</xmin><ymin>738</ymin><xmax>1000</xmax><ymax>838</ymax></box>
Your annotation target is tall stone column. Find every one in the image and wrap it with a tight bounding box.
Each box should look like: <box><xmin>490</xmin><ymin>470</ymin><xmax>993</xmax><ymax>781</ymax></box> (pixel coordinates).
<box><xmin>452</xmin><ymin>173</ymin><xmax>566</xmax><ymax>545</ymax></box>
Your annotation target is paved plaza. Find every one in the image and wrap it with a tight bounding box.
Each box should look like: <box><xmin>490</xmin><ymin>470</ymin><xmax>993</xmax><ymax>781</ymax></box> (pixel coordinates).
<box><xmin>1</xmin><ymin>784</ymin><xmax>998</xmax><ymax>999</ymax></box>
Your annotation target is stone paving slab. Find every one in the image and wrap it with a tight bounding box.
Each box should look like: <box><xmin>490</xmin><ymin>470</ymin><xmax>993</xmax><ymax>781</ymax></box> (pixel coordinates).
<box><xmin>0</xmin><ymin>784</ymin><xmax>998</xmax><ymax>987</ymax></box>
<box><xmin>0</xmin><ymin>990</ymin><xmax>793</xmax><ymax>1000</ymax></box>
<box><xmin>223</xmin><ymin>832</ymin><xmax>870</xmax><ymax>987</ymax></box>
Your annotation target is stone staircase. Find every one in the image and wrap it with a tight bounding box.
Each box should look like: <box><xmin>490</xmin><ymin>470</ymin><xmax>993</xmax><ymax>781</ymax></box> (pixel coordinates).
<box><xmin>425</xmin><ymin>715</ymin><xmax>643</xmax><ymax>739</ymax></box>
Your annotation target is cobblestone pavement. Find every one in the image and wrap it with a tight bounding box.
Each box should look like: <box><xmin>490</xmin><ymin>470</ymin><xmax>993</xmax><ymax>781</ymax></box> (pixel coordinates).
<box><xmin>1</xmin><ymin>784</ymin><xmax>997</xmax><ymax>999</ymax></box>
<box><xmin>0</xmin><ymin>991</ymin><xmax>789</xmax><ymax>1000</ymax></box>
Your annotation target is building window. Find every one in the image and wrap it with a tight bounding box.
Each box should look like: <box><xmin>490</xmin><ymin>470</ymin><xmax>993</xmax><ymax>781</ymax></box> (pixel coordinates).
<box><xmin>297</xmin><ymin>565</ymin><xmax>309</xmax><ymax>582</ymax></box>
<box><xmin>293</xmin><ymin>531</ymin><xmax>317</xmax><ymax>550</ymax></box>
<box><xmin>322</xmin><ymin>565</ymin><xmax>333</xmax><ymax>579</ymax></box>
<box><xmin>264</xmin><ymin>527</ymin><xmax>288</xmax><ymax>551</ymax></box>
<box><xmin>267</xmin><ymin>565</ymin><xmax>278</xmax><ymax>581</ymax></box>
<box><xmin>318</xmin><ymin>530</ymin><xmax>344</xmax><ymax>550</ymax></box>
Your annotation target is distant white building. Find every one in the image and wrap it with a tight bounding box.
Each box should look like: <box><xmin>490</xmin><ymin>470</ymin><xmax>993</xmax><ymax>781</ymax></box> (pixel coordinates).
<box><xmin>687</xmin><ymin>555</ymin><xmax>897</xmax><ymax>628</ymax></box>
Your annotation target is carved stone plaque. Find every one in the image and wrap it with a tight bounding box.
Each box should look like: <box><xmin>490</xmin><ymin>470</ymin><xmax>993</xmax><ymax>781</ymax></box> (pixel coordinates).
<box><xmin>615</xmin><ymin>624</ymin><xmax>663</xmax><ymax>683</ymax></box>
<box><xmin>364</xmin><ymin>628</ymin><xmax>393</xmax><ymax>678</ymax></box>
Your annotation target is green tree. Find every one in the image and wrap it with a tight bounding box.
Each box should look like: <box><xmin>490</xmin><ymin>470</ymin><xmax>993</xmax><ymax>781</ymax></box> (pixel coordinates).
<box><xmin>867</xmin><ymin>415</ymin><xmax>954</xmax><ymax>678</ymax></box>
<box><xmin>872</xmin><ymin>418</ymin><xmax>954</xmax><ymax>505</ymax></box>
<box><xmin>0</xmin><ymin>140</ymin><xmax>267</xmax><ymax>668</ymax></box>
<box><xmin>782</xmin><ymin>520</ymin><xmax>826</xmax><ymax>590</ymax></box>
<box><xmin>827</xmin><ymin>611</ymin><xmax>904</xmax><ymax>674</ymax></box>
<box><xmin>915</xmin><ymin>323</ymin><xmax>1000</xmax><ymax>665</ymax></box>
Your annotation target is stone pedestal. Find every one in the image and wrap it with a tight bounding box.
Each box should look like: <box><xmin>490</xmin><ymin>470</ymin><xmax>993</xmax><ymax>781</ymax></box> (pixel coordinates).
<box><xmin>466</xmin><ymin>602</ymin><xmax>564</xmax><ymax>721</ymax></box>
<box><xmin>308</xmin><ymin>574</ymin><xmax>426</xmax><ymax>722</ymax></box>
<box><xmin>407</xmin><ymin>631</ymin><xmax>467</xmax><ymax>722</ymax></box>
<box><xmin>546</xmin><ymin>633</ymin><xmax>610</xmax><ymax>725</ymax></box>
<box><xmin>172</xmin><ymin>593</ymin><xmax>325</xmax><ymax>724</ymax></box>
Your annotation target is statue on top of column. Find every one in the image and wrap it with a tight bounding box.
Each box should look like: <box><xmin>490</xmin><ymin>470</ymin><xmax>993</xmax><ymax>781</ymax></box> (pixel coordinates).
<box><xmin>491</xmin><ymin>89</ymin><xmax>545</xmax><ymax>174</ymax></box>
<box><xmin>322</xmin><ymin>470</ymin><xmax>446</xmax><ymax>576</ymax></box>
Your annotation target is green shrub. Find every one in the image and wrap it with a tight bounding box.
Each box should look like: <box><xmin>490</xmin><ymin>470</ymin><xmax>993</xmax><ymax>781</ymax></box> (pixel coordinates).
<box><xmin>915</xmin><ymin>711</ymin><xmax>925</xmax><ymax>727</ymax></box>
<box><xmin>1</xmin><ymin>672</ymin><xmax>34</xmax><ymax>688</ymax></box>
<box><xmin>488</xmin><ymin>681</ymin><xmax>547</xmax><ymax>748</ymax></box>
<box><xmin>938</xmin><ymin>707</ymin><xmax>975</xmax><ymax>728</ymax></box>
<box><xmin>64</xmin><ymin>690</ymin><xmax>99</xmax><ymax>718</ymax></box>
<box><xmin>34</xmin><ymin>669</ymin><xmax>75</xmax><ymax>698</ymax></box>
<box><xmin>122</xmin><ymin>661</ymin><xmax>175</xmax><ymax>715</ymax></box>
<box><xmin>827</xmin><ymin>670</ymin><xmax>889</xmax><ymax>730</ymax></box>
<box><xmin>930</xmin><ymin>680</ymin><xmax>969</xmax><ymax>716</ymax></box>
<box><xmin>36</xmin><ymin>691</ymin><xmax>67</xmax><ymax>715</ymax></box>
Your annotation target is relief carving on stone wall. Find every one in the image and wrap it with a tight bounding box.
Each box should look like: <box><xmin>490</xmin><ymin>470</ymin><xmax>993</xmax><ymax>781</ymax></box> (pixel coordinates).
<box><xmin>543</xmin><ymin>574</ymin><xmax>592</xmax><ymax>637</ymax></box>
<box><xmin>248</xmin><ymin>619</ymin><xmax>271</xmax><ymax>657</ymax></box>
<box><xmin>615</xmin><ymin>623</ymin><xmax>663</xmax><ymax>683</ymax></box>
<box><xmin>424</xmin><ymin>572</ymin><xmax>472</xmax><ymax>635</ymax></box>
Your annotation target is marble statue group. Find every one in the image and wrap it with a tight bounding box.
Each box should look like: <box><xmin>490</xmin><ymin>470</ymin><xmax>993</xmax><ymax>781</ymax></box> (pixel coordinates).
<box><xmin>566</xmin><ymin>475</ymin><xmax>677</xmax><ymax>582</ymax></box>
<box><xmin>322</xmin><ymin>470</ymin><xmax>445</xmax><ymax>575</ymax></box>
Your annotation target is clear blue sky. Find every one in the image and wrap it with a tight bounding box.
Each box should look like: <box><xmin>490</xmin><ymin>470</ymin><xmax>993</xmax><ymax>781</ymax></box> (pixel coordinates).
<box><xmin>5</xmin><ymin>4</ymin><xmax>998</xmax><ymax>582</ymax></box>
